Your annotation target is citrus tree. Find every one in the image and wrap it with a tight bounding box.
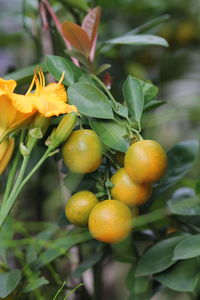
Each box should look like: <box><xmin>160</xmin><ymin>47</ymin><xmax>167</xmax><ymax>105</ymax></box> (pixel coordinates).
<box><xmin>0</xmin><ymin>1</ymin><xmax>199</xmax><ymax>299</ymax></box>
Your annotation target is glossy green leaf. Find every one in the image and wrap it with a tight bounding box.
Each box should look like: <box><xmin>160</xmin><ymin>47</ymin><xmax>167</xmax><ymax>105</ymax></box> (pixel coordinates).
<box><xmin>0</xmin><ymin>269</ymin><xmax>22</xmax><ymax>298</ymax></box>
<box><xmin>123</xmin><ymin>76</ymin><xmax>144</xmax><ymax>125</ymax></box>
<box><xmin>32</xmin><ymin>229</ymin><xmax>92</xmax><ymax>269</ymax></box>
<box><xmin>138</xmin><ymin>79</ymin><xmax>159</xmax><ymax>103</ymax></box>
<box><xmin>90</xmin><ymin>118</ymin><xmax>129</xmax><ymax>153</ymax></box>
<box><xmin>135</xmin><ymin>236</ymin><xmax>187</xmax><ymax>277</ymax></box>
<box><xmin>155</xmin><ymin>258</ymin><xmax>199</xmax><ymax>292</ymax></box>
<box><xmin>167</xmin><ymin>196</ymin><xmax>200</xmax><ymax>216</ymax></box>
<box><xmin>173</xmin><ymin>235</ymin><xmax>200</xmax><ymax>260</ymax></box>
<box><xmin>154</xmin><ymin>140</ymin><xmax>199</xmax><ymax>195</ymax></box>
<box><xmin>68</xmin><ymin>82</ymin><xmax>114</xmax><ymax>119</ymax></box>
<box><xmin>73</xmin><ymin>251</ymin><xmax>103</xmax><ymax>278</ymax></box>
<box><xmin>45</xmin><ymin>55</ymin><xmax>74</xmax><ymax>86</ymax></box>
<box><xmin>23</xmin><ymin>276</ymin><xmax>49</xmax><ymax>293</ymax></box>
<box><xmin>107</xmin><ymin>34</ymin><xmax>169</xmax><ymax>47</ymax></box>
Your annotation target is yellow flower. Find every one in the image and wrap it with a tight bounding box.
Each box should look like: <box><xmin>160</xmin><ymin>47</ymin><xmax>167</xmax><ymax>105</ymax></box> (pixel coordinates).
<box><xmin>0</xmin><ymin>69</ymin><xmax>77</xmax><ymax>141</ymax></box>
<box><xmin>0</xmin><ymin>137</ymin><xmax>15</xmax><ymax>174</ymax></box>
<box><xmin>11</xmin><ymin>70</ymin><xmax>77</xmax><ymax>117</ymax></box>
<box><xmin>0</xmin><ymin>93</ymin><xmax>34</xmax><ymax>141</ymax></box>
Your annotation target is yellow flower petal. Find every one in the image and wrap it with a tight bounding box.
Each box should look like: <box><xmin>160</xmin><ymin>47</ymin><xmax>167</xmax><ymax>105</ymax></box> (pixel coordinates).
<box><xmin>0</xmin><ymin>94</ymin><xmax>34</xmax><ymax>135</ymax></box>
<box><xmin>0</xmin><ymin>138</ymin><xmax>15</xmax><ymax>175</ymax></box>
<box><xmin>0</xmin><ymin>78</ymin><xmax>17</xmax><ymax>95</ymax></box>
<box><xmin>32</xmin><ymin>83</ymin><xmax>70</xmax><ymax>117</ymax></box>
<box><xmin>11</xmin><ymin>93</ymin><xmax>36</xmax><ymax>114</ymax></box>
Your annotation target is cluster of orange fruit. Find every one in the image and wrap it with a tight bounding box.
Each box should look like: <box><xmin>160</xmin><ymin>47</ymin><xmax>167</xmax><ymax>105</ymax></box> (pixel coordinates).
<box><xmin>62</xmin><ymin>129</ymin><xmax>167</xmax><ymax>243</ymax></box>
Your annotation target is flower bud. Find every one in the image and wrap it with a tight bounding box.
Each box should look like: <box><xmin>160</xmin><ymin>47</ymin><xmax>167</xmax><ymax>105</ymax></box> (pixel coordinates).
<box><xmin>0</xmin><ymin>137</ymin><xmax>15</xmax><ymax>175</ymax></box>
<box><xmin>46</xmin><ymin>112</ymin><xmax>77</xmax><ymax>149</ymax></box>
<box><xmin>31</xmin><ymin>114</ymin><xmax>50</xmax><ymax>136</ymax></box>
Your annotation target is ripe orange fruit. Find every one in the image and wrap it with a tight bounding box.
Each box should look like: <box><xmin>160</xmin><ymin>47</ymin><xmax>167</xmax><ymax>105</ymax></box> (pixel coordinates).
<box><xmin>88</xmin><ymin>200</ymin><xmax>132</xmax><ymax>243</ymax></box>
<box><xmin>125</xmin><ymin>140</ymin><xmax>167</xmax><ymax>183</ymax></box>
<box><xmin>65</xmin><ymin>191</ymin><xmax>98</xmax><ymax>227</ymax></box>
<box><xmin>62</xmin><ymin>129</ymin><xmax>102</xmax><ymax>174</ymax></box>
<box><xmin>110</xmin><ymin>168</ymin><xmax>152</xmax><ymax>206</ymax></box>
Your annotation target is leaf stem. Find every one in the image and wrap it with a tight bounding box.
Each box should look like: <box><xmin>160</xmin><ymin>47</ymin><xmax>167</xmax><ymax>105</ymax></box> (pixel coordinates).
<box><xmin>3</xmin><ymin>130</ymin><xmax>26</xmax><ymax>203</ymax></box>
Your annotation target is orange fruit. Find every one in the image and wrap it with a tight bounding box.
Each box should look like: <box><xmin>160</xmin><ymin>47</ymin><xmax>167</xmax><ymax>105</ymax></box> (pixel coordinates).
<box><xmin>62</xmin><ymin>129</ymin><xmax>102</xmax><ymax>174</ymax></box>
<box><xmin>88</xmin><ymin>200</ymin><xmax>132</xmax><ymax>243</ymax></box>
<box><xmin>125</xmin><ymin>140</ymin><xmax>167</xmax><ymax>183</ymax></box>
<box><xmin>111</xmin><ymin>168</ymin><xmax>152</xmax><ymax>206</ymax></box>
<box><xmin>65</xmin><ymin>191</ymin><xmax>98</xmax><ymax>227</ymax></box>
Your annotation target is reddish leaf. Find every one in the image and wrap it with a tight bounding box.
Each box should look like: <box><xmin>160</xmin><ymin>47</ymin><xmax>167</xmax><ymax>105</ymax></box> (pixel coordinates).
<box><xmin>62</xmin><ymin>21</ymin><xmax>91</xmax><ymax>57</ymax></box>
<box><xmin>82</xmin><ymin>6</ymin><xmax>101</xmax><ymax>61</ymax></box>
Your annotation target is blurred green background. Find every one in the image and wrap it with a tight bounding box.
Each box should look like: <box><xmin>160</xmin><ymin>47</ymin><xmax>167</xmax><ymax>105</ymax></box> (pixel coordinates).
<box><xmin>1</xmin><ymin>1</ymin><xmax>200</xmax><ymax>299</ymax></box>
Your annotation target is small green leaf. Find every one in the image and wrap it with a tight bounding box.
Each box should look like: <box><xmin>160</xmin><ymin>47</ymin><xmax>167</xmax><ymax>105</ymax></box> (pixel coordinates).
<box><xmin>68</xmin><ymin>82</ymin><xmax>114</xmax><ymax>119</ymax></box>
<box><xmin>45</xmin><ymin>55</ymin><xmax>74</xmax><ymax>86</ymax></box>
<box><xmin>73</xmin><ymin>251</ymin><xmax>103</xmax><ymax>278</ymax></box>
<box><xmin>135</xmin><ymin>236</ymin><xmax>187</xmax><ymax>277</ymax></box>
<box><xmin>0</xmin><ymin>269</ymin><xmax>22</xmax><ymax>298</ymax></box>
<box><xmin>90</xmin><ymin>118</ymin><xmax>129</xmax><ymax>153</ymax></box>
<box><xmin>23</xmin><ymin>276</ymin><xmax>49</xmax><ymax>293</ymax></box>
<box><xmin>173</xmin><ymin>235</ymin><xmax>200</xmax><ymax>260</ymax></box>
<box><xmin>123</xmin><ymin>76</ymin><xmax>144</xmax><ymax>126</ymax></box>
<box><xmin>111</xmin><ymin>101</ymin><xmax>129</xmax><ymax>118</ymax></box>
<box><xmin>155</xmin><ymin>258</ymin><xmax>199</xmax><ymax>292</ymax></box>
<box><xmin>107</xmin><ymin>34</ymin><xmax>169</xmax><ymax>47</ymax></box>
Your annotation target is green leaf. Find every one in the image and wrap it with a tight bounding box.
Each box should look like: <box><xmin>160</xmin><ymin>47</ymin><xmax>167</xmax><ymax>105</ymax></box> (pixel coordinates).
<box><xmin>73</xmin><ymin>251</ymin><xmax>103</xmax><ymax>278</ymax></box>
<box><xmin>173</xmin><ymin>235</ymin><xmax>200</xmax><ymax>260</ymax></box>
<box><xmin>135</xmin><ymin>236</ymin><xmax>187</xmax><ymax>277</ymax></box>
<box><xmin>0</xmin><ymin>269</ymin><xmax>22</xmax><ymax>298</ymax></box>
<box><xmin>167</xmin><ymin>196</ymin><xmax>200</xmax><ymax>216</ymax></box>
<box><xmin>3</xmin><ymin>63</ymin><xmax>47</xmax><ymax>86</ymax></box>
<box><xmin>68</xmin><ymin>82</ymin><xmax>114</xmax><ymax>119</ymax></box>
<box><xmin>154</xmin><ymin>140</ymin><xmax>199</xmax><ymax>195</ymax></box>
<box><xmin>111</xmin><ymin>101</ymin><xmax>129</xmax><ymax>118</ymax></box>
<box><xmin>45</xmin><ymin>55</ymin><xmax>74</xmax><ymax>86</ymax></box>
<box><xmin>106</xmin><ymin>34</ymin><xmax>169</xmax><ymax>47</ymax></box>
<box><xmin>23</xmin><ymin>276</ymin><xmax>49</xmax><ymax>293</ymax></box>
<box><xmin>155</xmin><ymin>258</ymin><xmax>199</xmax><ymax>292</ymax></box>
<box><xmin>128</xmin><ymin>15</ymin><xmax>170</xmax><ymax>35</ymax></box>
<box><xmin>32</xmin><ymin>229</ymin><xmax>92</xmax><ymax>269</ymax></box>
<box><xmin>90</xmin><ymin>118</ymin><xmax>129</xmax><ymax>153</ymax></box>
<box><xmin>143</xmin><ymin>100</ymin><xmax>166</xmax><ymax>111</ymax></box>
<box><xmin>123</xmin><ymin>76</ymin><xmax>144</xmax><ymax>126</ymax></box>
<box><xmin>142</xmin><ymin>82</ymin><xmax>159</xmax><ymax>103</ymax></box>
<box><xmin>112</xmin><ymin>235</ymin><xmax>137</xmax><ymax>263</ymax></box>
